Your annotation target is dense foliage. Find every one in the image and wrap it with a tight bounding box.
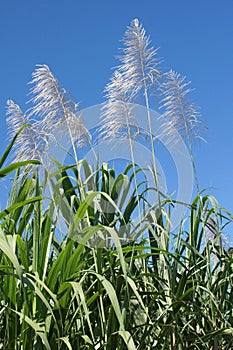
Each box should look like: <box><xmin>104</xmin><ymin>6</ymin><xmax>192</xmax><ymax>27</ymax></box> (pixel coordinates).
<box><xmin>0</xmin><ymin>142</ymin><xmax>233</xmax><ymax>349</ymax></box>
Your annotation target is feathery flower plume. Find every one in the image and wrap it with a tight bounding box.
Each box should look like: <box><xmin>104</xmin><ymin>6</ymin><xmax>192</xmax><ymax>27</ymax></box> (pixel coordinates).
<box><xmin>159</xmin><ymin>69</ymin><xmax>202</xmax><ymax>192</ymax></box>
<box><xmin>6</xmin><ymin>65</ymin><xmax>91</xmax><ymax>169</ymax></box>
<box><xmin>6</xmin><ymin>99</ymin><xmax>42</xmax><ymax>162</ymax></box>
<box><xmin>100</xmin><ymin>70</ymin><xmax>137</xmax><ymax>141</ymax></box>
<box><xmin>159</xmin><ymin>69</ymin><xmax>201</xmax><ymax>144</ymax></box>
<box><xmin>100</xmin><ymin>19</ymin><xmax>161</xmax><ymax>141</ymax></box>
<box><xmin>119</xmin><ymin>18</ymin><xmax>161</xmax><ymax>99</ymax></box>
<box><xmin>28</xmin><ymin>64</ymin><xmax>90</xmax><ymax>149</ymax></box>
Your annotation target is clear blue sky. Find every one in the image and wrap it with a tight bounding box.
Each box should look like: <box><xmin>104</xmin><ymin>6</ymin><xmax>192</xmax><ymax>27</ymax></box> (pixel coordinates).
<box><xmin>0</xmin><ymin>1</ymin><xmax>233</xmax><ymax>217</ymax></box>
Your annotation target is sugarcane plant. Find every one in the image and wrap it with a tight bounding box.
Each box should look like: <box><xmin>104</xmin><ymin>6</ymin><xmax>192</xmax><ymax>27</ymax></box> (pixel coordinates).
<box><xmin>0</xmin><ymin>19</ymin><xmax>232</xmax><ymax>350</ymax></box>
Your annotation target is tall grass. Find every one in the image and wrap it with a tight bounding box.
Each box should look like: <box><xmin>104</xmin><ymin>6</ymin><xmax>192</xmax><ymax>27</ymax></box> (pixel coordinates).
<box><xmin>0</xmin><ymin>19</ymin><xmax>232</xmax><ymax>350</ymax></box>
<box><xmin>1</xmin><ymin>143</ymin><xmax>233</xmax><ymax>349</ymax></box>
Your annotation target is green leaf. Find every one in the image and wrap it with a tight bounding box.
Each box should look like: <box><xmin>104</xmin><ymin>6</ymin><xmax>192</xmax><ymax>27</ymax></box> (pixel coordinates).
<box><xmin>0</xmin><ymin>125</ymin><xmax>29</xmax><ymax>169</ymax></box>
<box><xmin>0</xmin><ymin>196</ymin><xmax>42</xmax><ymax>219</ymax></box>
<box><xmin>0</xmin><ymin>160</ymin><xmax>40</xmax><ymax>178</ymax></box>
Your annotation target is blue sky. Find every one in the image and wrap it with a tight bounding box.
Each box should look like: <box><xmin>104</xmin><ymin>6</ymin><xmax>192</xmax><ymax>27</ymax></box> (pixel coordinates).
<box><xmin>0</xmin><ymin>1</ymin><xmax>233</xmax><ymax>218</ymax></box>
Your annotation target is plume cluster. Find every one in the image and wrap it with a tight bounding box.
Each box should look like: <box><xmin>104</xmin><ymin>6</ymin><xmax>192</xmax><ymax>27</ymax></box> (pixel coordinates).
<box><xmin>6</xmin><ymin>65</ymin><xmax>90</xmax><ymax>163</ymax></box>
<box><xmin>100</xmin><ymin>19</ymin><xmax>203</xmax><ymax>148</ymax></box>
<box><xmin>100</xmin><ymin>18</ymin><xmax>161</xmax><ymax>142</ymax></box>
<box><xmin>6</xmin><ymin>20</ymin><xmax>203</xmax><ymax>179</ymax></box>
